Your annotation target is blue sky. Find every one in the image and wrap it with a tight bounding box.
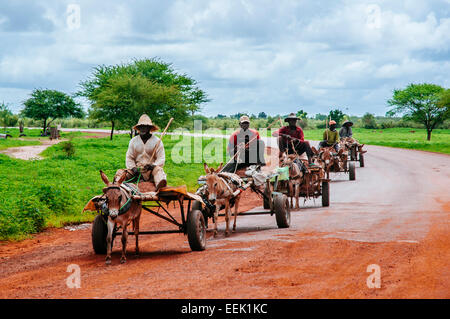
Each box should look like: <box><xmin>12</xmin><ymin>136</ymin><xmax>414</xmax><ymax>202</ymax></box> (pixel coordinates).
<box><xmin>0</xmin><ymin>0</ymin><xmax>449</xmax><ymax>117</ymax></box>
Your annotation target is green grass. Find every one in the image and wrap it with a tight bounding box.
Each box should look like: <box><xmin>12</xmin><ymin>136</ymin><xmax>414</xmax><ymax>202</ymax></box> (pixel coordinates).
<box><xmin>0</xmin><ymin>134</ymin><xmax>226</xmax><ymax>241</ymax></box>
<box><xmin>0</xmin><ymin>139</ymin><xmax>41</xmax><ymax>150</ymax></box>
<box><xmin>0</xmin><ymin>129</ymin><xmax>96</xmax><ymax>150</ymax></box>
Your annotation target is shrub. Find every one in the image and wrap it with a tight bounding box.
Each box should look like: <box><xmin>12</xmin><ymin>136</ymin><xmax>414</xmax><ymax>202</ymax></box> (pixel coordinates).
<box><xmin>34</xmin><ymin>184</ymin><xmax>74</xmax><ymax>215</ymax></box>
<box><xmin>0</xmin><ymin>209</ymin><xmax>21</xmax><ymax>240</ymax></box>
<box><xmin>15</xmin><ymin>198</ymin><xmax>46</xmax><ymax>233</ymax></box>
<box><xmin>61</xmin><ymin>139</ymin><xmax>76</xmax><ymax>157</ymax></box>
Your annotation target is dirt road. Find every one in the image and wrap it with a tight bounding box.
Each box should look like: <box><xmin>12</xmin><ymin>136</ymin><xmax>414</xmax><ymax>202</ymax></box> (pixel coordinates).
<box><xmin>0</xmin><ymin>145</ymin><xmax>449</xmax><ymax>298</ymax></box>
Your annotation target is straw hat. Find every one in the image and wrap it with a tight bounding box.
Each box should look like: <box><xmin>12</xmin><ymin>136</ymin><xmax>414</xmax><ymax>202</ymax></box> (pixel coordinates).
<box><xmin>284</xmin><ymin>113</ymin><xmax>299</xmax><ymax>122</ymax></box>
<box><xmin>239</xmin><ymin>115</ymin><xmax>250</xmax><ymax>123</ymax></box>
<box><xmin>342</xmin><ymin>120</ymin><xmax>353</xmax><ymax>126</ymax></box>
<box><xmin>133</xmin><ymin>114</ymin><xmax>159</xmax><ymax>132</ymax></box>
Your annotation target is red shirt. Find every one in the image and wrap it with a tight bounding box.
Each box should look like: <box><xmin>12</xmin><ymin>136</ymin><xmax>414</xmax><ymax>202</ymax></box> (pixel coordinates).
<box><xmin>275</xmin><ymin>126</ymin><xmax>304</xmax><ymax>142</ymax></box>
<box><xmin>228</xmin><ymin>128</ymin><xmax>260</xmax><ymax>154</ymax></box>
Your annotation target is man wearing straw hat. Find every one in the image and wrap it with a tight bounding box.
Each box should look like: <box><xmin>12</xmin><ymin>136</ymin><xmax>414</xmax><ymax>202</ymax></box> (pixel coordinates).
<box><xmin>116</xmin><ymin>114</ymin><xmax>167</xmax><ymax>191</ymax></box>
<box><xmin>339</xmin><ymin>120</ymin><xmax>354</xmax><ymax>139</ymax></box>
<box><xmin>272</xmin><ymin>113</ymin><xmax>314</xmax><ymax>164</ymax></box>
<box><xmin>222</xmin><ymin>115</ymin><xmax>265</xmax><ymax>173</ymax></box>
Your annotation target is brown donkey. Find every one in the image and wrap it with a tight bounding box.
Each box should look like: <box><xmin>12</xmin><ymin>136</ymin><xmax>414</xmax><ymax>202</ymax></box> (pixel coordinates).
<box><xmin>203</xmin><ymin>163</ymin><xmax>241</xmax><ymax>237</ymax></box>
<box><xmin>100</xmin><ymin>170</ymin><xmax>142</xmax><ymax>265</ymax></box>
<box><xmin>279</xmin><ymin>153</ymin><xmax>304</xmax><ymax>209</ymax></box>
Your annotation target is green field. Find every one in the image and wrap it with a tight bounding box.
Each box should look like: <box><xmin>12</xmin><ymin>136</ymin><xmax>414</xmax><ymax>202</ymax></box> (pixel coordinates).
<box><xmin>0</xmin><ymin>134</ymin><xmax>226</xmax><ymax>241</ymax></box>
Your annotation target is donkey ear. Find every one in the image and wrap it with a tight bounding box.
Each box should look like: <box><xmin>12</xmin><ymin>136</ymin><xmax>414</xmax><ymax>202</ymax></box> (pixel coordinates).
<box><xmin>115</xmin><ymin>171</ymin><xmax>127</xmax><ymax>185</ymax></box>
<box><xmin>100</xmin><ymin>170</ymin><xmax>110</xmax><ymax>185</ymax></box>
<box><xmin>203</xmin><ymin>163</ymin><xmax>210</xmax><ymax>174</ymax></box>
<box><xmin>311</xmin><ymin>146</ymin><xmax>318</xmax><ymax>154</ymax></box>
<box><xmin>217</xmin><ymin>163</ymin><xmax>223</xmax><ymax>172</ymax></box>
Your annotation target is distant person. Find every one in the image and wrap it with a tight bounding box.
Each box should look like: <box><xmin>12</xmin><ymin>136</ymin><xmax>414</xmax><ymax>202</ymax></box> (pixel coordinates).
<box><xmin>339</xmin><ymin>120</ymin><xmax>353</xmax><ymax>139</ymax></box>
<box><xmin>222</xmin><ymin>115</ymin><xmax>265</xmax><ymax>173</ymax></box>
<box><xmin>319</xmin><ymin>120</ymin><xmax>339</xmax><ymax>152</ymax></box>
<box><xmin>272</xmin><ymin>113</ymin><xmax>313</xmax><ymax>164</ymax></box>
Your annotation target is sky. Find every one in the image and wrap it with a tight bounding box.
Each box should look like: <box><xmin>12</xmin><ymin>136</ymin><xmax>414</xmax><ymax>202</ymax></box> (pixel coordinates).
<box><xmin>0</xmin><ymin>0</ymin><xmax>449</xmax><ymax>117</ymax></box>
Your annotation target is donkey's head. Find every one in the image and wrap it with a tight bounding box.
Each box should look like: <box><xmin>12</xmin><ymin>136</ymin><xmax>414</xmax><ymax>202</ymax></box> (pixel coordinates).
<box><xmin>203</xmin><ymin>163</ymin><xmax>224</xmax><ymax>203</ymax></box>
<box><xmin>320</xmin><ymin>147</ymin><xmax>332</xmax><ymax>166</ymax></box>
<box><xmin>100</xmin><ymin>170</ymin><xmax>127</xmax><ymax>220</ymax></box>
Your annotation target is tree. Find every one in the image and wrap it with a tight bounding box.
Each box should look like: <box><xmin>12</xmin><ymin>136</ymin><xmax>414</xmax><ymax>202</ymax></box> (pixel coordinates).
<box><xmin>315</xmin><ymin>113</ymin><xmax>327</xmax><ymax>121</ymax></box>
<box><xmin>89</xmin><ymin>74</ymin><xmax>184</xmax><ymax>140</ymax></box>
<box><xmin>387</xmin><ymin>83</ymin><xmax>449</xmax><ymax>140</ymax></box>
<box><xmin>22</xmin><ymin>89</ymin><xmax>83</xmax><ymax>135</ymax></box>
<box><xmin>0</xmin><ymin>103</ymin><xmax>18</xmax><ymax>130</ymax></box>
<box><xmin>328</xmin><ymin>109</ymin><xmax>345</xmax><ymax>126</ymax></box>
<box><xmin>258</xmin><ymin>112</ymin><xmax>267</xmax><ymax>119</ymax></box>
<box><xmin>78</xmin><ymin>58</ymin><xmax>209</xmax><ymax>132</ymax></box>
<box><xmin>361</xmin><ymin>113</ymin><xmax>378</xmax><ymax>129</ymax></box>
<box><xmin>296</xmin><ymin>109</ymin><xmax>308</xmax><ymax>119</ymax></box>
<box><xmin>296</xmin><ymin>109</ymin><xmax>308</xmax><ymax>128</ymax></box>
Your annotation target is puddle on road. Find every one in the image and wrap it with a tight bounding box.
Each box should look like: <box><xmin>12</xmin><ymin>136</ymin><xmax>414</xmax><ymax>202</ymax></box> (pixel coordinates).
<box><xmin>64</xmin><ymin>223</ymin><xmax>91</xmax><ymax>231</ymax></box>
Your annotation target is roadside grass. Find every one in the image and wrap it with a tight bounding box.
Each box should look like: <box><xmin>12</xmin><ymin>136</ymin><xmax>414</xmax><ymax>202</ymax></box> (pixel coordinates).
<box><xmin>0</xmin><ymin>139</ymin><xmax>41</xmax><ymax>150</ymax></box>
<box><xmin>0</xmin><ymin>129</ymin><xmax>96</xmax><ymax>151</ymax></box>
<box><xmin>0</xmin><ymin>134</ymin><xmax>227</xmax><ymax>241</ymax></box>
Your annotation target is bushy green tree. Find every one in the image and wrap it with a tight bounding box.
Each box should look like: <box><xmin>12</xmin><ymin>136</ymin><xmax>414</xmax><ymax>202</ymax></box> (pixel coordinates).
<box><xmin>361</xmin><ymin>112</ymin><xmax>378</xmax><ymax>129</ymax></box>
<box><xmin>0</xmin><ymin>103</ymin><xmax>18</xmax><ymax>130</ymax></box>
<box><xmin>258</xmin><ymin>112</ymin><xmax>267</xmax><ymax>119</ymax></box>
<box><xmin>387</xmin><ymin>83</ymin><xmax>449</xmax><ymax>140</ymax></box>
<box><xmin>89</xmin><ymin>73</ymin><xmax>183</xmax><ymax>139</ymax></box>
<box><xmin>296</xmin><ymin>109</ymin><xmax>308</xmax><ymax>119</ymax></box>
<box><xmin>328</xmin><ymin>109</ymin><xmax>346</xmax><ymax>125</ymax></box>
<box><xmin>22</xmin><ymin>89</ymin><xmax>83</xmax><ymax>135</ymax></box>
<box><xmin>78</xmin><ymin>58</ymin><xmax>209</xmax><ymax>137</ymax></box>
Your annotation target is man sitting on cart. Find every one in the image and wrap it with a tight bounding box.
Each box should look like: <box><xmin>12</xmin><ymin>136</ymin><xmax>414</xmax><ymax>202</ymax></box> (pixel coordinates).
<box><xmin>272</xmin><ymin>113</ymin><xmax>313</xmax><ymax>164</ymax></box>
<box><xmin>222</xmin><ymin>115</ymin><xmax>265</xmax><ymax>173</ymax></box>
<box><xmin>319</xmin><ymin>120</ymin><xmax>340</xmax><ymax>152</ymax></box>
<box><xmin>115</xmin><ymin>114</ymin><xmax>167</xmax><ymax>191</ymax></box>
<box><xmin>339</xmin><ymin>120</ymin><xmax>353</xmax><ymax>139</ymax></box>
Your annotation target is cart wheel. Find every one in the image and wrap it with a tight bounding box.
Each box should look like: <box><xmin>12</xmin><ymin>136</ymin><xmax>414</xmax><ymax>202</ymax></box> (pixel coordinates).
<box><xmin>263</xmin><ymin>184</ymin><xmax>271</xmax><ymax>209</ymax></box>
<box><xmin>351</xmin><ymin>148</ymin><xmax>357</xmax><ymax>161</ymax></box>
<box><xmin>321</xmin><ymin>181</ymin><xmax>330</xmax><ymax>207</ymax></box>
<box><xmin>92</xmin><ymin>215</ymin><xmax>108</xmax><ymax>254</ymax></box>
<box><xmin>359</xmin><ymin>154</ymin><xmax>365</xmax><ymax>167</ymax></box>
<box><xmin>349</xmin><ymin>162</ymin><xmax>356</xmax><ymax>180</ymax></box>
<box><xmin>191</xmin><ymin>200</ymin><xmax>208</xmax><ymax>228</ymax></box>
<box><xmin>187</xmin><ymin>209</ymin><xmax>206</xmax><ymax>251</ymax></box>
<box><xmin>274</xmin><ymin>194</ymin><xmax>291</xmax><ymax>228</ymax></box>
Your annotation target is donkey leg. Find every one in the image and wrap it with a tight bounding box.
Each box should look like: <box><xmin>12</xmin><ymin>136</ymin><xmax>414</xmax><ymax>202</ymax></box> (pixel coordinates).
<box><xmin>213</xmin><ymin>208</ymin><xmax>218</xmax><ymax>238</ymax></box>
<box><xmin>133</xmin><ymin>218</ymin><xmax>140</xmax><ymax>256</ymax></box>
<box><xmin>105</xmin><ymin>219</ymin><xmax>115</xmax><ymax>265</ymax></box>
<box><xmin>232</xmin><ymin>197</ymin><xmax>240</xmax><ymax>232</ymax></box>
<box><xmin>295</xmin><ymin>183</ymin><xmax>300</xmax><ymax>210</ymax></box>
<box><xmin>120</xmin><ymin>225</ymin><xmax>128</xmax><ymax>264</ymax></box>
<box><xmin>224</xmin><ymin>202</ymin><xmax>230</xmax><ymax>237</ymax></box>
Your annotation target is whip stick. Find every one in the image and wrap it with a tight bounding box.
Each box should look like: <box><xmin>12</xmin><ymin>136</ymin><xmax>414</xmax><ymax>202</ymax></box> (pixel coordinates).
<box><xmin>149</xmin><ymin>117</ymin><xmax>174</xmax><ymax>163</ymax></box>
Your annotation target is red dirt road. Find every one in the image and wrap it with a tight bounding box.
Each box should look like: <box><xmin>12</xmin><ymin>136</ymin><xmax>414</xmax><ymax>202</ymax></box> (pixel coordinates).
<box><xmin>0</xmin><ymin>145</ymin><xmax>449</xmax><ymax>298</ymax></box>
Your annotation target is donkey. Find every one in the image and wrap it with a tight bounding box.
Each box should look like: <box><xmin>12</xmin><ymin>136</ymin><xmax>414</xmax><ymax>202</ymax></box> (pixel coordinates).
<box><xmin>203</xmin><ymin>163</ymin><xmax>241</xmax><ymax>237</ymax></box>
<box><xmin>100</xmin><ymin>170</ymin><xmax>142</xmax><ymax>265</ymax></box>
<box><xmin>279</xmin><ymin>153</ymin><xmax>304</xmax><ymax>209</ymax></box>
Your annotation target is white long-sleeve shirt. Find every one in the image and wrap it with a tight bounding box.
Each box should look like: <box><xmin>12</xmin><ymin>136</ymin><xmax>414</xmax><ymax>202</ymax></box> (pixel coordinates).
<box><xmin>125</xmin><ymin>135</ymin><xmax>165</xmax><ymax>169</ymax></box>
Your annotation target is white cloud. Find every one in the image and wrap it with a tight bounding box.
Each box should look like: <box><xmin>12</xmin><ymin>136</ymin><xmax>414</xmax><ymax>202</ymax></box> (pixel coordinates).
<box><xmin>0</xmin><ymin>0</ymin><xmax>448</xmax><ymax>117</ymax></box>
